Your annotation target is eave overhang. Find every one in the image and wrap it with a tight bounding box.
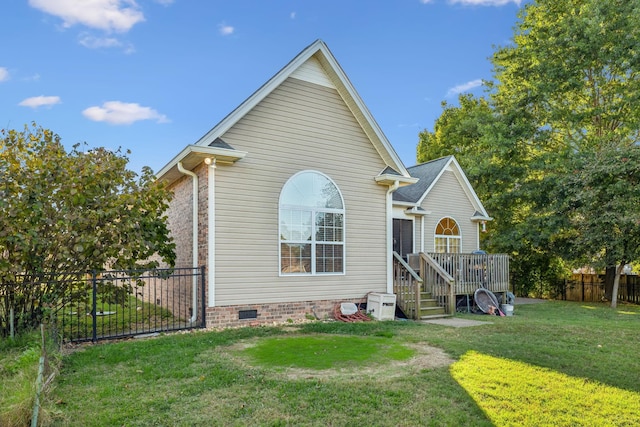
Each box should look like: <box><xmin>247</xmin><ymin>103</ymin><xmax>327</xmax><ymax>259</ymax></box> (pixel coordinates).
<box><xmin>375</xmin><ymin>174</ymin><xmax>418</xmax><ymax>187</ymax></box>
<box><xmin>157</xmin><ymin>145</ymin><xmax>247</xmax><ymax>186</ymax></box>
<box><xmin>470</xmin><ymin>211</ymin><xmax>493</xmax><ymax>222</ymax></box>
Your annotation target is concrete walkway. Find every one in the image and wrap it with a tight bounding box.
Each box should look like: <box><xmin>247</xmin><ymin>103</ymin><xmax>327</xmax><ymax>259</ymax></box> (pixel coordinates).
<box><xmin>420</xmin><ymin>298</ymin><xmax>548</xmax><ymax>327</ymax></box>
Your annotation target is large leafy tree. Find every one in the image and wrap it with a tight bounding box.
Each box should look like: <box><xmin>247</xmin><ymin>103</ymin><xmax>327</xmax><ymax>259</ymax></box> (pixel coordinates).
<box><xmin>490</xmin><ymin>0</ymin><xmax>640</xmax><ymax>305</ymax></box>
<box><xmin>416</xmin><ymin>95</ymin><xmax>565</xmax><ymax>295</ymax></box>
<box><xmin>416</xmin><ymin>0</ymin><xmax>640</xmax><ymax>301</ymax></box>
<box><xmin>560</xmin><ymin>144</ymin><xmax>640</xmax><ymax>308</ymax></box>
<box><xmin>0</xmin><ymin>124</ymin><xmax>176</xmax><ymax>333</ymax></box>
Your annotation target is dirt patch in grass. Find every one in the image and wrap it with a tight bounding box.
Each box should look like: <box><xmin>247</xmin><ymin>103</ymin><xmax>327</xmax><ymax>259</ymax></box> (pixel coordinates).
<box><xmin>217</xmin><ymin>338</ymin><xmax>454</xmax><ymax>381</ymax></box>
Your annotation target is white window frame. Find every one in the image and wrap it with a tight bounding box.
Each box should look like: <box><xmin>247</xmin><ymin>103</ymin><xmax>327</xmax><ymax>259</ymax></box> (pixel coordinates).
<box><xmin>279</xmin><ymin>171</ymin><xmax>345</xmax><ymax>276</ymax></box>
<box><xmin>434</xmin><ymin>217</ymin><xmax>461</xmax><ymax>253</ymax></box>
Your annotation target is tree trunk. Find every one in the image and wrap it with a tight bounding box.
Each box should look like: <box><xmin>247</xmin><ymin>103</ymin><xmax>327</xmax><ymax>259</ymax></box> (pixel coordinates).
<box><xmin>604</xmin><ymin>266</ymin><xmax>616</xmax><ymax>301</ymax></box>
<box><xmin>611</xmin><ymin>264</ymin><xmax>624</xmax><ymax>309</ymax></box>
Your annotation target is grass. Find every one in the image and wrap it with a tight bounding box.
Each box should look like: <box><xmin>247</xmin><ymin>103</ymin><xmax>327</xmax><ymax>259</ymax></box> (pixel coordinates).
<box><xmin>46</xmin><ymin>300</ymin><xmax>640</xmax><ymax>426</ymax></box>
<box><xmin>0</xmin><ymin>330</ymin><xmax>61</xmax><ymax>427</ymax></box>
<box><xmin>0</xmin><ymin>333</ymin><xmax>41</xmax><ymax>427</ymax></box>
<box><xmin>451</xmin><ymin>351</ymin><xmax>640</xmax><ymax>426</ymax></box>
<box><xmin>57</xmin><ymin>293</ymin><xmax>182</xmax><ymax>341</ymax></box>
<box><xmin>242</xmin><ymin>334</ymin><xmax>415</xmax><ymax>369</ymax></box>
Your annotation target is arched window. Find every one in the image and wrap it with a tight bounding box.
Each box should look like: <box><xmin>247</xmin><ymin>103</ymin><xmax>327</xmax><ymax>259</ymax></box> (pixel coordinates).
<box><xmin>434</xmin><ymin>217</ymin><xmax>461</xmax><ymax>253</ymax></box>
<box><xmin>279</xmin><ymin>171</ymin><xmax>345</xmax><ymax>275</ymax></box>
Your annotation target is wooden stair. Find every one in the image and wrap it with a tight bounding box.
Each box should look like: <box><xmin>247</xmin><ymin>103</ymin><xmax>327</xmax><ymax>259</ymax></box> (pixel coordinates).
<box><xmin>404</xmin><ymin>291</ymin><xmax>447</xmax><ymax>320</ymax></box>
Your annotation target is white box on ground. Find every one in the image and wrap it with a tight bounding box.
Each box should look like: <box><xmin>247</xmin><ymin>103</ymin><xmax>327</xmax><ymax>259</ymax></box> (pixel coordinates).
<box><xmin>367</xmin><ymin>292</ymin><xmax>396</xmax><ymax>320</ymax></box>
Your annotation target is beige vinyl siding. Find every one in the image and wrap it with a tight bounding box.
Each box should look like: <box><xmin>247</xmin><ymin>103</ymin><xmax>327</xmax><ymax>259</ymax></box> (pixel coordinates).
<box><xmin>212</xmin><ymin>76</ymin><xmax>389</xmax><ymax>306</ymax></box>
<box><xmin>421</xmin><ymin>170</ymin><xmax>479</xmax><ymax>253</ymax></box>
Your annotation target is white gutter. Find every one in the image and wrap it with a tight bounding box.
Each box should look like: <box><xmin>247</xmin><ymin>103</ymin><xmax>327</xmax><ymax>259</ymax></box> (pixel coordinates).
<box><xmin>176</xmin><ymin>161</ymin><xmax>199</xmax><ymax>324</ymax></box>
<box><xmin>386</xmin><ymin>180</ymin><xmax>400</xmax><ymax>293</ymax></box>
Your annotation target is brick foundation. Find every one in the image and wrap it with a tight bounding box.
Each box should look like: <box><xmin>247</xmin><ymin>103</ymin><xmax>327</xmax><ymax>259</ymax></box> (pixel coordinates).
<box><xmin>205</xmin><ymin>298</ymin><xmax>366</xmax><ymax>328</ymax></box>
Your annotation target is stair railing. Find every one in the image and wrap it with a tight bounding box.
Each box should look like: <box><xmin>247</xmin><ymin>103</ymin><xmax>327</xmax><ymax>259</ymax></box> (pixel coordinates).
<box><xmin>392</xmin><ymin>252</ymin><xmax>423</xmax><ymax>320</ymax></box>
<box><xmin>419</xmin><ymin>253</ymin><xmax>455</xmax><ymax>315</ymax></box>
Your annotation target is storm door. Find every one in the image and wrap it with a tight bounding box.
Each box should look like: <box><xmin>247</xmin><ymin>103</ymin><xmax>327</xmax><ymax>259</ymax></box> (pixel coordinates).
<box><xmin>393</xmin><ymin>219</ymin><xmax>413</xmax><ymax>259</ymax></box>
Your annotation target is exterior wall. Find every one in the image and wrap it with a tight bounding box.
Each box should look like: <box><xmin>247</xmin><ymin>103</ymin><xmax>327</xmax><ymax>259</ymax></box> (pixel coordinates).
<box><xmin>207</xmin><ymin>76</ymin><xmax>389</xmax><ymax>323</ymax></box>
<box><xmin>206</xmin><ymin>297</ymin><xmax>365</xmax><ymax>328</ymax></box>
<box><xmin>160</xmin><ymin>164</ymin><xmax>209</xmax><ymax>321</ymax></box>
<box><xmin>420</xmin><ymin>170</ymin><xmax>480</xmax><ymax>253</ymax></box>
<box><xmin>166</xmin><ymin>174</ymin><xmax>193</xmax><ymax>269</ymax></box>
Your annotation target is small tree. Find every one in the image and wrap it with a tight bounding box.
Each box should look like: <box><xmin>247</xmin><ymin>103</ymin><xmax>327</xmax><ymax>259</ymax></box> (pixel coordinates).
<box><xmin>0</xmin><ymin>124</ymin><xmax>176</xmax><ymax>334</ymax></box>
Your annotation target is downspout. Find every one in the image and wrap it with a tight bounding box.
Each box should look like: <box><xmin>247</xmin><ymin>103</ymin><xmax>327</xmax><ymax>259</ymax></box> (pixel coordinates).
<box><xmin>420</xmin><ymin>215</ymin><xmax>425</xmax><ymax>253</ymax></box>
<box><xmin>177</xmin><ymin>161</ymin><xmax>199</xmax><ymax>324</ymax></box>
<box><xmin>386</xmin><ymin>180</ymin><xmax>400</xmax><ymax>293</ymax></box>
<box><xmin>205</xmin><ymin>158</ymin><xmax>216</xmax><ymax>307</ymax></box>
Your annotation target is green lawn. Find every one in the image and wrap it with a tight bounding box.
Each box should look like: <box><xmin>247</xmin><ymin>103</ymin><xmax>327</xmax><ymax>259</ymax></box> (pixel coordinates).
<box><xmin>45</xmin><ymin>301</ymin><xmax>640</xmax><ymax>426</ymax></box>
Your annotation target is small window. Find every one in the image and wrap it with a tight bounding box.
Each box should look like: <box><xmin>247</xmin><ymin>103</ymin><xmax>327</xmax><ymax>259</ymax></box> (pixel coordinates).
<box><xmin>279</xmin><ymin>171</ymin><xmax>345</xmax><ymax>275</ymax></box>
<box><xmin>435</xmin><ymin>217</ymin><xmax>461</xmax><ymax>253</ymax></box>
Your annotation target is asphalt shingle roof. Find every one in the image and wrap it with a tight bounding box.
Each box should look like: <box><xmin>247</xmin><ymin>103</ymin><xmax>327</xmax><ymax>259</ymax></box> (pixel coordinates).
<box><xmin>393</xmin><ymin>156</ymin><xmax>453</xmax><ymax>203</ymax></box>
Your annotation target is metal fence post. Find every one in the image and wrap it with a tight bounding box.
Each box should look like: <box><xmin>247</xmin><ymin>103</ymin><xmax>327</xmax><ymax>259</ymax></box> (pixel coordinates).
<box><xmin>200</xmin><ymin>266</ymin><xmax>206</xmax><ymax>328</ymax></box>
<box><xmin>92</xmin><ymin>271</ymin><xmax>97</xmax><ymax>343</ymax></box>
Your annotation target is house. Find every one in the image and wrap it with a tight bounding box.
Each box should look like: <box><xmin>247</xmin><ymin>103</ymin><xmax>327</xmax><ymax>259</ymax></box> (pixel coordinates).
<box><xmin>392</xmin><ymin>156</ymin><xmax>492</xmax><ymax>258</ymax></box>
<box><xmin>156</xmin><ymin>40</ymin><xmax>501</xmax><ymax>328</ymax></box>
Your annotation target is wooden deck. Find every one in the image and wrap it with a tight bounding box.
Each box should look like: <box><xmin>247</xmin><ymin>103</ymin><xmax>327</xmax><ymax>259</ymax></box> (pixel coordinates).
<box><xmin>425</xmin><ymin>252</ymin><xmax>510</xmax><ymax>296</ymax></box>
<box><xmin>393</xmin><ymin>252</ymin><xmax>510</xmax><ymax>320</ymax></box>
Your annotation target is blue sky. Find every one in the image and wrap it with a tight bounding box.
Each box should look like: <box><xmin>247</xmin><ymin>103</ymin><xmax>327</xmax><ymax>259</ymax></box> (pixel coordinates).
<box><xmin>1</xmin><ymin>0</ymin><xmax>524</xmax><ymax>174</ymax></box>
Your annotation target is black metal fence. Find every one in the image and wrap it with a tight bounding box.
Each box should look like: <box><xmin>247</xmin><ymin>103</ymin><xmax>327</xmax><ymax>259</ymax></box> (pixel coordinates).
<box><xmin>1</xmin><ymin>267</ymin><xmax>206</xmax><ymax>342</ymax></box>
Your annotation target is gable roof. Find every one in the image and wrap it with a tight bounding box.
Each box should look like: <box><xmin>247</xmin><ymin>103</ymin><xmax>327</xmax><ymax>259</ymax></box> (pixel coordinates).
<box><xmin>157</xmin><ymin>39</ymin><xmax>412</xmax><ymax>185</ymax></box>
<box><xmin>394</xmin><ymin>156</ymin><xmax>492</xmax><ymax>221</ymax></box>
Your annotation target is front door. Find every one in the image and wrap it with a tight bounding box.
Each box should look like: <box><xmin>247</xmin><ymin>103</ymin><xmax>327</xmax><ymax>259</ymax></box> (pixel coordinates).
<box><xmin>393</xmin><ymin>219</ymin><xmax>413</xmax><ymax>259</ymax></box>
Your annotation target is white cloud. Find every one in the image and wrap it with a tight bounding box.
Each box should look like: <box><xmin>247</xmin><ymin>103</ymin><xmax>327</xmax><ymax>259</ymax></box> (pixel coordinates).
<box><xmin>82</xmin><ymin>101</ymin><xmax>169</xmax><ymax>125</ymax></box>
<box><xmin>28</xmin><ymin>0</ymin><xmax>145</xmax><ymax>32</ymax></box>
<box><xmin>77</xmin><ymin>33</ymin><xmax>135</xmax><ymax>53</ymax></box>
<box><xmin>446</xmin><ymin>79</ymin><xmax>483</xmax><ymax>97</ymax></box>
<box><xmin>448</xmin><ymin>0</ymin><xmax>521</xmax><ymax>6</ymax></box>
<box><xmin>218</xmin><ymin>23</ymin><xmax>234</xmax><ymax>36</ymax></box>
<box><xmin>23</xmin><ymin>73</ymin><xmax>41</xmax><ymax>82</ymax></box>
<box><xmin>420</xmin><ymin>0</ymin><xmax>435</xmax><ymax>4</ymax></box>
<box><xmin>18</xmin><ymin>95</ymin><xmax>62</xmax><ymax>108</ymax></box>
<box><xmin>0</xmin><ymin>67</ymin><xmax>8</xmax><ymax>82</ymax></box>
<box><xmin>79</xmin><ymin>35</ymin><xmax>122</xmax><ymax>49</ymax></box>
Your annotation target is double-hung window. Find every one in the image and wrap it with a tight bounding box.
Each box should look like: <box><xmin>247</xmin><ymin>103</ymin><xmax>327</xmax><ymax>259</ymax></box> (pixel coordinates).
<box><xmin>279</xmin><ymin>171</ymin><xmax>344</xmax><ymax>275</ymax></box>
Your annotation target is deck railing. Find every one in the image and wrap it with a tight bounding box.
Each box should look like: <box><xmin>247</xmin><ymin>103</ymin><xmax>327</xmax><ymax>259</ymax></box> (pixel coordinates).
<box><xmin>393</xmin><ymin>252</ymin><xmax>455</xmax><ymax>318</ymax></box>
<box><xmin>419</xmin><ymin>253</ymin><xmax>455</xmax><ymax>315</ymax></box>
<box><xmin>426</xmin><ymin>252</ymin><xmax>510</xmax><ymax>296</ymax></box>
<box><xmin>392</xmin><ymin>252</ymin><xmax>423</xmax><ymax>320</ymax></box>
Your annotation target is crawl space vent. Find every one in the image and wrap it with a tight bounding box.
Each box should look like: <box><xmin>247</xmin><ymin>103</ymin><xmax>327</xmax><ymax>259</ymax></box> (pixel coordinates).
<box><xmin>238</xmin><ymin>309</ymin><xmax>258</xmax><ymax>320</ymax></box>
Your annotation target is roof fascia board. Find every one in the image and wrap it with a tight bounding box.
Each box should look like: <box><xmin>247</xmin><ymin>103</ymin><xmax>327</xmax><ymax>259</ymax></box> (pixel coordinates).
<box><xmin>416</xmin><ymin>157</ymin><xmax>453</xmax><ymax>206</ymax></box>
<box><xmin>157</xmin><ymin>144</ymin><xmax>247</xmax><ymax>184</ymax></box>
<box><xmin>193</xmin><ymin>39</ymin><xmax>411</xmax><ymax>178</ymax></box>
<box><xmin>415</xmin><ymin>156</ymin><xmax>490</xmax><ymax>218</ymax></box>
<box><xmin>313</xmin><ymin>45</ymin><xmax>410</xmax><ymax>178</ymax></box>
<box><xmin>448</xmin><ymin>157</ymin><xmax>490</xmax><ymax>218</ymax></box>
<box><xmin>193</xmin><ymin>42</ymin><xmax>319</xmax><ymax>147</ymax></box>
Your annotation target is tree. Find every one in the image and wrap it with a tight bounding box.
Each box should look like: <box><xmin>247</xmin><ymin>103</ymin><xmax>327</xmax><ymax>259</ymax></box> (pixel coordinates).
<box><xmin>489</xmin><ymin>0</ymin><xmax>640</xmax><ymax>306</ymax></box>
<box><xmin>416</xmin><ymin>0</ymin><xmax>640</xmax><ymax>302</ymax></box>
<box><xmin>560</xmin><ymin>144</ymin><xmax>640</xmax><ymax>308</ymax></box>
<box><xmin>416</xmin><ymin>94</ymin><xmax>566</xmax><ymax>295</ymax></box>
<box><xmin>0</xmin><ymin>124</ymin><xmax>176</xmax><ymax>334</ymax></box>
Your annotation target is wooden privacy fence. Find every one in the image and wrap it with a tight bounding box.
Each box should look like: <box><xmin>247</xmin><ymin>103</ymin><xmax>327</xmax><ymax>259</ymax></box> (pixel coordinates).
<box><xmin>559</xmin><ymin>274</ymin><xmax>640</xmax><ymax>304</ymax></box>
